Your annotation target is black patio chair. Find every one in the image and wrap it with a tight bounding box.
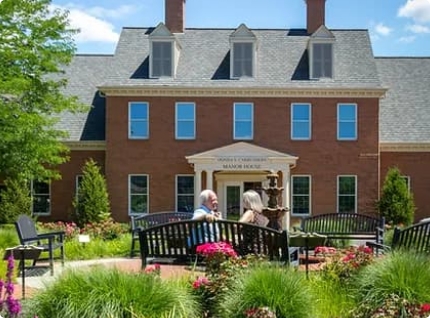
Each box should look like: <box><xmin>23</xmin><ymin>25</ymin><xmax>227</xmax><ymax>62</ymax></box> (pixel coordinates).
<box><xmin>14</xmin><ymin>214</ymin><xmax>65</xmax><ymax>275</ymax></box>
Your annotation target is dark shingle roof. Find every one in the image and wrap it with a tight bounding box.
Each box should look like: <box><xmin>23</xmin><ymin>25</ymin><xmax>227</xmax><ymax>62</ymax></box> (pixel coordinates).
<box><xmin>376</xmin><ymin>57</ymin><xmax>430</xmax><ymax>143</ymax></box>
<box><xmin>57</xmin><ymin>54</ymin><xmax>113</xmax><ymax>141</ymax></box>
<box><xmin>101</xmin><ymin>27</ymin><xmax>380</xmax><ymax>89</ymax></box>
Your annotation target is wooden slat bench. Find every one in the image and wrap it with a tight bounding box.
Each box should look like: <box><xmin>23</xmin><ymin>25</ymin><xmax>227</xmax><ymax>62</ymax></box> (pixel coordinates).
<box><xmin>367</xmin><ymin>219</ymin><xmax>430</xmax><ymax>253</ymax></box>
<box><xmin>138</xmin><ymin>219</ymin><xmax>298</xmax><ymax>268</ymax></box>
<box><xmin>297</xmin><ymin>213</ymin><xmax>385</xmax><ymax>247</ymax></box>
<box><xmin>130</xmin><ymin>212</ymin><xmax>193</xmax><ymax>257</ymax></box>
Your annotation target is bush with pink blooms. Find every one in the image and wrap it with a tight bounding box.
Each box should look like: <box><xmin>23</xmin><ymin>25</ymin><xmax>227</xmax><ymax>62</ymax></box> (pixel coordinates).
<box><xmin>320</xmin><ymin>245</ymin><xmax>374</xmax><ymax>281</ymax></box>
<box><xmin>191</xmin><ymin>241</ymin><xmax>253</xmax><ymax>317</ymax></box>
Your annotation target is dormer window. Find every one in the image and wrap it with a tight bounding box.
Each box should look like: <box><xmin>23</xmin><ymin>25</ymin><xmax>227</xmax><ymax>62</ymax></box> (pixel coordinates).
<box><xmin>230</xmin><ymin>24</ymin><xmax>257</xmax><ymax>79</ymax></box>
<box><xmin>308</xmin><ymin>25</ymin><xmax>335</xmax><ymax>79</ymax></box>
<box><xmin>152</xmin><ymin>41</ymin><xmax>173</xmax><ymax>77</ymax></box>
<box><xmin>149</xmin><ymin>23</ymin><xmax>181</xmax><ymax>78</ymax></box>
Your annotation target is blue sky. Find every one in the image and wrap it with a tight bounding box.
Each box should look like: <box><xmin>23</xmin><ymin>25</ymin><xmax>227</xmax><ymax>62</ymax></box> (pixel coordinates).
<box><xmin>49</xmin><ymin>0</ymin><xmax>430</xmax><ymax>56</ymax></box>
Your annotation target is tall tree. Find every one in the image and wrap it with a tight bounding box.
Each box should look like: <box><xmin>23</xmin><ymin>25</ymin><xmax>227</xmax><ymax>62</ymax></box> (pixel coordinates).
<box><xmin>0</xmin><ymin>0</ymin><xmax>85</xmax><ymax>182</ymax></box>
<box><xmin>73</xmin><ymin>159</ymin><xmax>111</xmax><ymax>226</ymax></box>
<box><xmin>377</xmin><ymin>166</ymin><xmax>415</xmax><ymax>226</ymax></box>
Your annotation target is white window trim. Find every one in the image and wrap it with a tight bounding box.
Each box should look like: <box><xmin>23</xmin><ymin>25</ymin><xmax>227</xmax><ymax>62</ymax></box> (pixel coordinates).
<box><xmin>175</xmin><ymin>102</ymin><xmax>196</xmax><ymax>140</ymax></box>
<box><xmin>290</xmin><ymin>175</ymin><xmax>312</xmax><ymax>216</ymax></box>
<box><xmin>128</xmin><ymin>102</ymin><xmax>149</xmax><ymax>140</ymax></box>
<box><xmin>291</xmin><ymin>103</ymin><xmax>312</xmax><ymax>140</ymax></box>
<box><xmin>175</xmin><ymin>174</ymin><xmax>195</xmax><ymax>212</ymax></box>
<box><xmin>337</xmin><ymin>175</ymin><xmax>357</xmax><ymax>213</ymax></box>
<box><xmin>402</xmin><ymin>175</ymin><xmax>411</xmax><ymax>192</ymax></box>
<box><xmin>337</xmin><ymin>103</ymin><xmax>357</xmax><ymax>141</ymax></box>
<box><xmin>128</xmin><ymin>174</ymin><xmax>149</xmax><ymax>216</ymax></box>
<box><xmin>230</xmin><ymin>41</ymin><xmax>256</xmax><ymax>79</ymax></box>
<box><xmin>149</xmin><ymin>40</ymin><xmax>174</xmax><ymax>78</ymax></box>
<box><xmin>31</xmin><ymin>181</ymin><xmax>51</xmax><ymax>216</ymax></box>
<box><xmin>233</xmin><ymin>102</ymin><xmax>254</xmax><ymax>140</ymax></box>
<box><xmin>309</xmin><ymin>41</ymin><xmax>334</xmax><ymax>80</ymax></box>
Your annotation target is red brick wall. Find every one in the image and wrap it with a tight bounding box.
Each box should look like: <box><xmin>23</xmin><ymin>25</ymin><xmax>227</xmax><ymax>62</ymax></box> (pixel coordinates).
<box><xmin>39</xmin><ymin>150</ymin><xmax>105</xmax><ymax>222</ymax></box>
<box><xmin>380</xmin><ymin>152</ymin><xmax>430</xmax><ymax>221</ymax></box>
<box><xmin>105</xmin><ymin>95</ymin><xmax>380</xmax><ymax>223</ymax></box>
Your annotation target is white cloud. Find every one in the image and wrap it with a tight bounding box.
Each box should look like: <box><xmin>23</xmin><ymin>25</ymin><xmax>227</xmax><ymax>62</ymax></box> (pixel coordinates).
<box><xmin>86</xmin><ymin>5</ymin><xmax>135</xmax><ymax>19</ymax></box>
<box><xmin>398</xmin><ymin>0</ymin><xmax>430</xmax><ymax>24</ymax></box>
<box><xmin>51</xmin><ymin>4</ymin><xmax>120</xmax><ymax>44</ymax></box>
<box><xmin>398</xmin><ymin>35</ymin><xmax>417</xmax><ymax>43</ymax></box>
<box><xmin>374</xmin><ymin>23</ymin><xmax>393</xmax><ymax>36</ymax></box>
<box><xmin>68</xmin><ymin>9</ymin><xmax>119</xmax><ymax>43</ymax></box>
<box><xmin>406</xmin><ymin>23</ymin><xmax>430</xmax><ymax>33</ymax></box>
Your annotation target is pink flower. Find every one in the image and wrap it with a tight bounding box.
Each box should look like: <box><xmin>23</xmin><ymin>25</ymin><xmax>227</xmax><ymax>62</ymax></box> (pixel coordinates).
<box><xmin>196</xmin><ymin>241</ymin><xmax>238</xmax><ymax>258</ymax></box>
<box><xmin>192</xmin><ymin>276</ymin><xmax>209</xmax><ymax>289</ymax></box>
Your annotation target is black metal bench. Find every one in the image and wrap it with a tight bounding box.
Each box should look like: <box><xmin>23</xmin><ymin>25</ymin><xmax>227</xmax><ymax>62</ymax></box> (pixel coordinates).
<box><xmin>138</xmin><ymin>219</ymin><xmax>298</xmax><ymax>268</ymax></box>
<box><xmin>367</xmin><ymin>219</ymin><xmax>430</xmax><ymax>253</ymax></box>
<box><xmin>297</xmin><ymin>213</ymin><xmax>385</xmax><ymax>247</ymax></box>
<box><xmin>130</xmin><ymin>211</ymin><xmax>193</xmax><ymax>257</ymax></box>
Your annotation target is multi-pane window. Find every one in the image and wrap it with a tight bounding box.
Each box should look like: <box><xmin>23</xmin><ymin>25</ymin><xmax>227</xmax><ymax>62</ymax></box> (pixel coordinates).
<box><xmin>291</xmin><ymin>176</ymin><xmax>311</xmax><ymax>215</ymax></box>
<box><xmin>151</xmin><ymin>41</ymin><xmax>172</xmax><ymax>77</ymax></box>
<box><xmin>337</xmin><ymin>176</ymin><xmax>357</xmax><ymax>213</ymax></box>
<box><xmin>232</xmin><ymin>42</ymin><xmax>253</xmax><ymax>78</ymax></box>
<box><xmin>291</xmin><ymin>103</ymin><xmax>311</xmax><ymax>140</ymax></box>
<box><xmin>176</xmin><ymin>175</ymin><xmax>194</xmax><ymax>212</ymax></box>
<box><xmin>312</xmin><ymin>43</ymin><xmax>333</xmax><ymax>78</ymax></box>
<box><xmin>338</xmin><ymin>104</ymin><xmax>357</xmax><ymax>140</ymax></box>
<box><xmin>234</xmin><ymin>103</ymin><xmax>253</xmax><ymax>140</ymax></box>
<box><xmin>129</xmin><ymin>175</ymin><xmax>148</xmax><ymax>215</ymax></box>
<box><xmin>129</xmin><ymin>102</ymin><xmax>149</xmax><ymax>139</ymax></box>
<box><xmin>32</xmin><ymin>181</ymin><xmax>50</xmax><ymax>215</ymax></box>
<box><xmin>176</xmin><ymin>102</ymin><xmax>195</xmax><ymax>139</ymax></box>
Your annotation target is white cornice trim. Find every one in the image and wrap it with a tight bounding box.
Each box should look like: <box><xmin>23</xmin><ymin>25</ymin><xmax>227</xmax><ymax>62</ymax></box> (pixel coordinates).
<box><xmin>63</xmin><ymin>141</ymin><xmax>106</xmax><ymax>151</ymax></box>
<box><xmin>98</xmin><ymin>86</ymin><xmax>387</xmax><ymax>98</ymax></box>
<box><xmin>380</xmin><ymin>142</ymin><xmax>430</xmax><ymax>152</ymax></box>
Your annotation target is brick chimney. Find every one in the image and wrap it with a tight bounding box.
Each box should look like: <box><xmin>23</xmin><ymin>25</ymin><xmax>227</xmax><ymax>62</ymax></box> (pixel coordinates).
<box><xmin>165</xmin><ymin>0</ymin><xmax>185</xmax><ymax>33</ymax></box>
<box><xmin>305</xmin><ymin>0</ymin><xmax>326</xmax><ymax>34</ymax></box>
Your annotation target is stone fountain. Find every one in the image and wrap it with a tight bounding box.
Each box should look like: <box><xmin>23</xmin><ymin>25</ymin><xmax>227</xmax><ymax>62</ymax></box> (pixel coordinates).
<box><xmin>262</xmin><ymin>173</ymin><xmax>289</xmax><ymax>231</ymax></box>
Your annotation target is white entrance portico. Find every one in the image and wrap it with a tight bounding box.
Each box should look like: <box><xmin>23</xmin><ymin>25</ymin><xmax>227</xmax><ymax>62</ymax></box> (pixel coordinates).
<box><xmin>185</xmin><ymin>142</ymin><xmax>298</xmax><ymax>229</ymax></box>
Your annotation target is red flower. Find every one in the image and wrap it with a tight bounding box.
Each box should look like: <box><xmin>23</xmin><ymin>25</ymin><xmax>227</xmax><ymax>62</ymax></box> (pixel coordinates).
<box><xmin>421</xmin><ymin>303</ymin><xmax>430</xmax><ymax>313</ymax></box>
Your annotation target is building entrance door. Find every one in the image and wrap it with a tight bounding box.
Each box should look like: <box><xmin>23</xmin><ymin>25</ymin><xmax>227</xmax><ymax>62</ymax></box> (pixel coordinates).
<box><xmin>224</xmin><ymin>181</ymin><xmax>263</xmax><ymax>220</ymax></box>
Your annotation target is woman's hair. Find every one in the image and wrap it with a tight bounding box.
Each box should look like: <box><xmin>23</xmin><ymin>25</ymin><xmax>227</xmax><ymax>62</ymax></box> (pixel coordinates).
<box><xmin>243</xmin><ymin>190</ymin><xmax>264</xmax><ymax>213</ymax></box>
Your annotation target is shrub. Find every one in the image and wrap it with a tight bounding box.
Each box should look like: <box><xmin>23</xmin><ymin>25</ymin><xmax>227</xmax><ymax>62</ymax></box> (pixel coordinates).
<box><xmin>39</xmin><ymin>221</ymin><xmax>81</xmax><ymax>240</ymax></box>
<box><xmin>351</xmin><ymin>250</ymin><xmax>430</xmax><ymax>317</ymax></box>
<box><xmin>377</xmin><ymin>166</ymin><xmax>415</xmax><ymax>226</ymax></box>
<box><xmin>22</xmin><ymin>267</ymin><xmax>201</xmax><ymax>318</ymax></box>
<box><xmin>0</xmin><ymin>178</ymin><xmax>31</xmax><ymax>224</ymax></box>
<box><xmin>216</xmin><ymin>264</ymin><xmax>313</xmax><ymax>318</ymax></box>
<box><xmin>321</xmin><ymin>245</ymin><xmax>374</xmax><ymax>282</ymax></box>
<box><xmin>72</xmin><ymin>159</ymin><xmax>111</xmax><ymax>226</ymax></box>
<box><xmin>81</xmin><ymin>218</ymin><xmax>129</xmax><ymax>240</ymax></box>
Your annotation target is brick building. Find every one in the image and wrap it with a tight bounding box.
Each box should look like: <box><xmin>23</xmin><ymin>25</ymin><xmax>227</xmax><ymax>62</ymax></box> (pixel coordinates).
<box><xmin>27</xmin><ymin>0</ymin><xmax>430</xmax><ymax>226</ymax></box>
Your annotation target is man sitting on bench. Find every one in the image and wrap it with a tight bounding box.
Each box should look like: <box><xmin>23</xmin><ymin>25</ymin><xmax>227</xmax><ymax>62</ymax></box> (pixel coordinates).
<box><xmin>191</xmin><ymin>189</ymin><xmax>222</xmax><ymax>243</ymax></box>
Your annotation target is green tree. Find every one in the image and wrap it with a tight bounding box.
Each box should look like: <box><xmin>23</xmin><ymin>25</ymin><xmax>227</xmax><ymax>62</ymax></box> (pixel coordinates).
<box><xmin>377</xmin><ymin>167</ymin><xmax>415</xmax><ymax>226</ymax></box>
<box><xmin>0</xmin><ymin>0</ymin><xmax>85</xmax><ymax>182</ymax></box>
<box><xmin>0</xmin><ymin>178</ymin><xmax>32</xmax><ymax>224</ymax></box>
<box><xmin>73</xmin><ymin>159</ymin><xmax>111</xmax><ymax>226</ymax></box>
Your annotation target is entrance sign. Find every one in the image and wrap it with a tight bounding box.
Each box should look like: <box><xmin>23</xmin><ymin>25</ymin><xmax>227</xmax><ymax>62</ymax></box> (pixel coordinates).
<box><xmin>216</xmin><ymin>156</ymin><xmax>267</xmax><ymax>170</ymax></box>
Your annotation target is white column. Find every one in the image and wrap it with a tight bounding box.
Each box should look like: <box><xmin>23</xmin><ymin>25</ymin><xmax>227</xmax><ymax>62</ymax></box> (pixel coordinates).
<box><xmin>194</xmin><ymin>168</ymin><xmax>202</xmax><ymax>209</ymax></box>
<box><xmin>282</xmin><ymin>169</ymin><xmax>290</xmax><ymax>230</ymax></box>
<box><xmin>206</xmin><ymin>169</ymin><xmax>213</xmax><ymax>190</ymax></box>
